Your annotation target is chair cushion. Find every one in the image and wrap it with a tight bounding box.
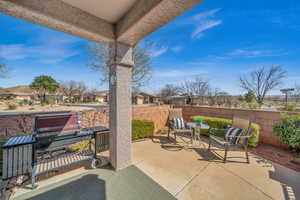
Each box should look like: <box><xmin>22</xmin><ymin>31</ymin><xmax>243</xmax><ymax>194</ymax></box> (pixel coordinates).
<box><xmin>172</xmin><ymin>118</ymin><xmax>185</xmax><ymax>129</ymax></box>
<box><xmin>225</xmin><ymin>127</ymin><xmax>243</xmax><ymax>144</ymax></box>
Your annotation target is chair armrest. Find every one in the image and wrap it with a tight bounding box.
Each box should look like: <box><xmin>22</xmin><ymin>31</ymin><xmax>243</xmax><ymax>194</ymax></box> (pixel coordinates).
<box><xmin>238</xmin><ymin>135</ymin><xmax>252</xmax><ymax>139</ymax></box>
<box><xmin>226</xmin><ymin>134</ymin><xmax>252</xmax><ymax>139</ymax></box>
<box><xmin>210</xmin><ymin>128</ymin><xmax>217</xmax><ymax>135</ymax></box>
<box><xmin>210</xmin><ymin>128</ymin><xmax>228</xmax><ymax>136</ymax></box>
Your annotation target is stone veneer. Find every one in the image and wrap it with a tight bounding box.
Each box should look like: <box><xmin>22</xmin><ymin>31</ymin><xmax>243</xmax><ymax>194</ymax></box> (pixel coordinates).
<box><xmin>0</xmin><ymin>105</ymin><xmax>171</xmax><ymax>138</ymax></box>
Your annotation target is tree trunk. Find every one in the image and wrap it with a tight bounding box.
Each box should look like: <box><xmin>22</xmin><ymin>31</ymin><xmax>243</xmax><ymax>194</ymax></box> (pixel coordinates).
<box><xmin>43</xmin><ymin>93</ymin><xmax>46</xmax><ymax>103</ymax></box>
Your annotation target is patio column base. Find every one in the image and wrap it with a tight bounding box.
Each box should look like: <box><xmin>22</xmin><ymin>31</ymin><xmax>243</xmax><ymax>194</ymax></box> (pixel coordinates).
<box><xmin>109</xmin><ymin>42</ymin><xmax>133</xmax><ymax>170</ymax></box>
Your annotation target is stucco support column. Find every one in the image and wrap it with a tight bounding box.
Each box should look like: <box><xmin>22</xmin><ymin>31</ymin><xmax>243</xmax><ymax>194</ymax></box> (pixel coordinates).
<box><xmin>109</xmin><ymin>42</ymin><xmax>133</xmax><ymax>170</ymax></box>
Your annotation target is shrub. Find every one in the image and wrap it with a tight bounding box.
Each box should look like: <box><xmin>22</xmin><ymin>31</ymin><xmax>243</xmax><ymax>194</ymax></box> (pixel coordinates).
<box><xmin>67</xmin><ymin>140</ymin><xmax>93</xmax><ymax>152</ymax></box>
<box><xmin>191</xmin><ymin>116</ymin><xmax>260</xmax><ymax>147</ymax></box>
<box><xmin>7</xmin><ymin>103</ymin><xmax>18</xmax><ymax>110</ymax></box>
<box><xmin>273</xmin><ymin>114</ymin><xmax>300</xmax><ymax>151</ymax></box>
<box><xmin>285</xmin><ymin>103</ymin><xmax>297</xmax><ymax>112</ymax></box>
<box><xmin>44</xmin><ymin>98</ymin><xmax>56</xmax><ymax>105</ymax></box>
<box><xmin>68</xmin><ymin>120</ymin><xmax>155</xmax><ymax>151</ymax></box>
<box><xmin>248</xmin><ymin>103</ymin><xmax>261</xmax><ymax>110</ymax></box>
<box><xmin>132</xmin><ymin>120</ymin><xmax>154</xmax><ymax>140</ymax></box>
<box><xmin>192</xmin><ymin>116</ymin><xmax>204</xmax><ymax>124</ymax></box>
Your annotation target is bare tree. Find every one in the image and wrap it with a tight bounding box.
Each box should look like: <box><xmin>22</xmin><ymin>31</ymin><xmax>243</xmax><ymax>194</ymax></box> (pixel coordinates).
<box><xmin>240</xmin><ymin>66</ymin><xmax>286</xmax><ymax>104</ymax></box>
<box><xmin>77</xmin><ymin>82</ymin><xmax>88</xmax><ymax>101</ymax></box>
<box><xmin>0</xmin><ymin>63</ymin><xmax>8</xmax><ymax>79</ymax></box>
<box><xmin>179</xmin><ymin>76</ymin><xmax>209</xmax><ymax>96</ymax></box>
<box><xmin>159</xmin><ymin>84</ymin><xmax>180</xmax><ymax>98</ymax></box>
<box><xmin>60</xmin><ymin>80</ymin><xmax>79</xmax><ymax>101</ymax></box>
<box><xmin>87</xmin><ymin>41</ymin><xmax>152</xmax><ymax>91</ymax></box>
<box><xmin>216</xmin><ymin>92</ymin><xmax>232</xmax><ymax>107</ymax></box>
<box><xmin>207</xmin><ymin>88</ymin><xmax>222</xmax><ymax>106</ymax></box>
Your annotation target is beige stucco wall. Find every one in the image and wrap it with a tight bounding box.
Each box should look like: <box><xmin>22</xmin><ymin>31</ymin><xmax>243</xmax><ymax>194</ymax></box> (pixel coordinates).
<box><xmin>15</xmin><ymin>95</ymin><xmax>32</xmax><ymax>101</ymax></box>
<box><xmin>136</xmin><ymin>97</ymin><xmax>144</xmax><ymax>105</ymax></box>
<box><xmin>95</xmin><ymin>96</ymin><xmax>106</xmax><ymax>103</ymax></box>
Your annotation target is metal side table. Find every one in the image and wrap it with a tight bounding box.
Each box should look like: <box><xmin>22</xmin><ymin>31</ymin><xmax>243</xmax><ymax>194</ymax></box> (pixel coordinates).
<box><xmin>187</xmin><ymin>122</ymin><xmax>210</xmax><ymax>145</ymax></box>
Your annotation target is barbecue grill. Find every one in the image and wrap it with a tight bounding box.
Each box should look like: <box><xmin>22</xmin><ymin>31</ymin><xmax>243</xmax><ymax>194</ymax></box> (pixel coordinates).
<box><xmin>2</xmin><ymin>112</ymin><xmax>110</xmax><ymax>189</ymax></box>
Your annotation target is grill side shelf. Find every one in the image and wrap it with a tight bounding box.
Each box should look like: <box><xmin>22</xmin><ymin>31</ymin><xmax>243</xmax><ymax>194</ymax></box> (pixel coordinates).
<box><xmin>2</xmin><ymin>135</ymin><xmax>36</xmax><ymax>149</ymax></box>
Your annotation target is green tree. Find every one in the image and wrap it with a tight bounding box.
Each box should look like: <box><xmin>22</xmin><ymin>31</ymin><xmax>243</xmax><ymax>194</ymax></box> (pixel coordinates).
<box><xmin>244</xmin><ymin>91</ymin><xmax>256</xmax><ymax>103</ymax></box>
<box><xmin>30</xmin><ymin>75</ymin><xmax>59</xmax><ymax>103</ymax></box>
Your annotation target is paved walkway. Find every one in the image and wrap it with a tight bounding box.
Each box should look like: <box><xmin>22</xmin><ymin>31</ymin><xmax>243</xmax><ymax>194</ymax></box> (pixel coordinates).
<box><xmin>133</xmin><ymin>136</ymin><xmax>300</xmax><ymax>200</ymax></box>
<box><xmin>12</xmin><ymin>135</ymin><xmax>300</xmax><ymax>200</ymax></box>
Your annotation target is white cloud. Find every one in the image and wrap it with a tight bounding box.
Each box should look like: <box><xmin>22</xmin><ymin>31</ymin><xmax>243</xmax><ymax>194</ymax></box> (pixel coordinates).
<box><xmin>0</xmin><ymin>44</ymin><xmax>29</xmax><ymax>60</ymax></box>
<box><xmin>148</xmin><ymin>45</ymin><xmax>183</xmax><ymax>57</ymax></box>
<box><xmin>153</xmin><ymin>69</ymin><xmax>207</xmax><ymax>78</ymax></box>
<box><xmin>286</xmin><ymin>76</ymin><xmax>300</xmax><ymax>81</ymax></box>
<box><xmin>228</xmin><ymin>48</ymin><xmax>288</xmax><ymax>58</ymax></box>
<box><xmin>190</xmin><ymin>8</ymin><xmax>222</xmax><ymax>39</ymax></box>
<box><xmin>192</xmin><ymin>20</ymin><xmax>222</xmax><ymax>39</ymax></box>
<box><xmin>149</xmin><ymin>46</ymin><xmax>168</xmax><ymax>57</ymax></box>
<box><xmin>193</xmin><ymin>8</ymin><xmax>221</xmax><ymax>20</ymax></box>
<box><xmin>0</xmin><ymin>33</ymin><xmax>81</xmax><ymax>64</ymax></box>
<box><xmin>170</xmin><ymin>46</ymin><xmax>183</xmax><ymax>53</ymax></box>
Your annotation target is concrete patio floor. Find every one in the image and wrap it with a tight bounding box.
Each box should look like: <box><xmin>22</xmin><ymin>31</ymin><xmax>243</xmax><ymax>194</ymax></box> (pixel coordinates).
<box><xmin>12</xmin><ymin>135</ymin><xmax>300</xmax><ymax>200</ymax></box>
<box><xmin>133</xmin><ymin>135</ymin><xmax>300</xmax><ymax>200</ymax></box>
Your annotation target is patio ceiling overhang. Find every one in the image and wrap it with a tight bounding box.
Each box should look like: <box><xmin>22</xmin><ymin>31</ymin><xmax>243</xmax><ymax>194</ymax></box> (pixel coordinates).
<box><xmin>0</xmin><ymin>0</ymin><xmax>203</xmax><ymax>170</ymax></box>
<box><xmin>0</xmin><ymin>0</ymin><xmax>203</xmax><ymax>45</ymax></box>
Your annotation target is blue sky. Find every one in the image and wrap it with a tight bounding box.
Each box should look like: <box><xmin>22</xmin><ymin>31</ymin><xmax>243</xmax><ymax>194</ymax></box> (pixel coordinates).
<box><xmin>1</xmin><ymin>0</ymin><xmax>300</xmax><ymax>95</ymax></box>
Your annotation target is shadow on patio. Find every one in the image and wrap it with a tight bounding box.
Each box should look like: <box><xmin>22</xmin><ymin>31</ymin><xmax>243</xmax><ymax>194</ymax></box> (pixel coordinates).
<box><xmin>12</xmin><ymin>134</ymin><xmax>300</xmax><ymax>200</ymax></box>
<box><xmin>12</xmin><ymin>166</ymin><xmax>176</xmax><ymax>200</ymax></box>
<box><xmin>134</xmin><ymin>135</ymin><xmax>300</xmax><ymax>200</ymax></box>
<box><xmin>15</xmin><ymin>174</ymin><xmax>107</xmax><ymax>200</ymax></box>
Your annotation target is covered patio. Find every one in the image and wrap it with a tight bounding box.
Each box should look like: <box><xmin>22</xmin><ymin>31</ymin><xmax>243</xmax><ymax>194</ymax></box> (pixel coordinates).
<box><xmin>0</xmin><ymin>0</ymin><xmax>203</xmax><ymax>171</ymax></box>
<box><xmin>1</xmin><ymin>1</ymin><xmax>300</xmax><ymax>200</ymax></box>
<box><xmin>12</xmin><ymin>136</ymin><xmax>300</xmax><ymax>200</ymax></box>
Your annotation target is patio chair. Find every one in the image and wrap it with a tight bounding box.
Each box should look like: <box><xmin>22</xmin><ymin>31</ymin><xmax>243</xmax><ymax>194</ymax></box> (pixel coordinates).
<box><xmin>208</xmin><ymin>115</ymin><xmax>253</xmax><ymax>163</ymax></box>
<box><xmin>168</xmin><ymin>108</ymin><xmax>193</xmax><ymax>143</ymax></box>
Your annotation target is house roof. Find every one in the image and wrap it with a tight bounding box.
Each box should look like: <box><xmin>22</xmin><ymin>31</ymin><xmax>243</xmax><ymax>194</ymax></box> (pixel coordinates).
<box><xmin>93</xmin><ymin>90</ymin><xmax>108</xmax><ymax>97</ymax></box>
<box><xmin>5</xmin><ymin>85</ymin><xmax>34</xmax><ymax>93</ymax></box>
<box><xmin>0</xmin><ymin>85</ymin><xmax>34</xmax><ymax>96</ymax></box>
<box><xmin>138</xmin><ymin>92</ymin><xmax>158</xmax><ymax>98</ymax></box>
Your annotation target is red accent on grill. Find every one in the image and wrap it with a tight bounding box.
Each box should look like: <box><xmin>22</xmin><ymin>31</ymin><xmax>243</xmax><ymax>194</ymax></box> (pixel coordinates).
<box><xmin>35</xmin><ymin>114</ymin><xmax>80</xmax><ymax>134</ymax></box>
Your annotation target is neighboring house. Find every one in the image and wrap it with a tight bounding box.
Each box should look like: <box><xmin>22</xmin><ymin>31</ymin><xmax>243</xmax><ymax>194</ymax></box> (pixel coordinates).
<box><xmin>166</xmin><ymin>96</ymin><xmax>188</xmax><ymax>105</ymax></box>
<box><xmin>0</xmin><ymin>85</ymin><xmax>163</xmax><ymax>105</ymax></box>
<box><xmin>0</xmin><ymin>86</ymin><xmax>34</xmax><ymax>101</ymax></box>
<box><xmin>132</xmin><ymin>93</ymin><xmax>144</xmax><ymax>105</ymax></box>
<box><xmin>93</xmin><ymin>90</ymin><xmax>109</xmax><ymax>103</ymax></box>
<box><xmin>0</xmin><ymin>91</ymin><xmax>33</xmax><ymax>101</ymax></box>
<box><xmin>139</xmin><ymin>92</ymin><xmax>160</xmax><ymax>104</ymax></box>
<box><xmin>132</xmin><ymin>92</ymin><xmax>160</xmax><ymax>105</ymax></box>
